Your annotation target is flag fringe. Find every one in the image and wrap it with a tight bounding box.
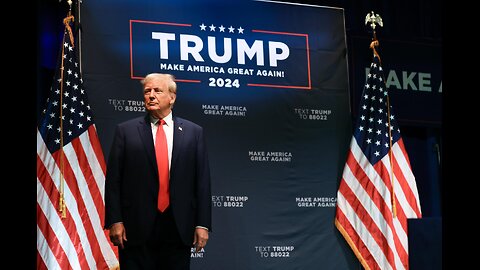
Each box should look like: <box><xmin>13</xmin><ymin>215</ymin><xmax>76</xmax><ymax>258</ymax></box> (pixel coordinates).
<box><xmin>334</xmin><ymin>218</ymin><xmax>371</xmax><ymax>270</ymax></box>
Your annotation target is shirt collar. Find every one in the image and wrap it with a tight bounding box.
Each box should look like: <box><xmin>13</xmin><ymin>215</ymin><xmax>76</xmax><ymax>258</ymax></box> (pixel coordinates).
<box><xmin>150</xmin><ymin>112</ymin><xmax>173</xmax><ymax>126</ymax></box>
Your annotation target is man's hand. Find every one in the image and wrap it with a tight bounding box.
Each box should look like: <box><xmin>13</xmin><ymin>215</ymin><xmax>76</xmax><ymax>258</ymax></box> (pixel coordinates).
<box><xmin>193</xmin><ymin>227</ymin><xmax>209</xmax><ymax>252</ymax></box>
<box><xmin>109</xmin><ymin>223</ymin><xmax>127</xmax><ymax>249</ymax></box>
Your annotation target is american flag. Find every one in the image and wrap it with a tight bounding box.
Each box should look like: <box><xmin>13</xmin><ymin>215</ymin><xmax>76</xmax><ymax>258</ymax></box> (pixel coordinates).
<box><xmin>37</xmin><ymin>17</ymin><xmax>119</xmax><ymax>269</ymax></box>
<box><xmin>335</xmin><ymin>53</ymin><xmax>422</xmax><ymax>270</ymax></box>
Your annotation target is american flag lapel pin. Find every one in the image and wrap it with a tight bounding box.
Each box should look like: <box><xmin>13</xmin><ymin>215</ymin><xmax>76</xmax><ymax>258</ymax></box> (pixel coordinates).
<box><xmin>178</xmin><ymin>126</ymin><xmax>183</xmax><ymax>131</ymax></box>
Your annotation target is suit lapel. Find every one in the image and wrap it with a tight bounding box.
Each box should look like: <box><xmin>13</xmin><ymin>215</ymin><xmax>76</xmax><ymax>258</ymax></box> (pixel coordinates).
<box><xmin>138</xmin><ymin>115</ymin><xmax>157</xmax><ymax>171</ymax></box>
<box><xmin>171</xmin><ymin>116</ymin><xmax>184</xmax><ymax>172</ymax></box>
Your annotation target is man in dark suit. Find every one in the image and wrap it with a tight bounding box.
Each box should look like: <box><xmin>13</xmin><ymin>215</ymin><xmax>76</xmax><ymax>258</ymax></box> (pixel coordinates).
<box><xmin>104</xmin><ymin>73</ymin><xmax>211</xmax><ymax>270</ymax></box>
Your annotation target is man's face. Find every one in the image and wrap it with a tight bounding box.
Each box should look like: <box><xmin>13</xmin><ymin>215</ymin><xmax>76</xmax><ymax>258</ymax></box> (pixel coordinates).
<box><xmin>143</xmin><ymin>78</ymin><xmax>176</xmax><ymax>116</ymax></box>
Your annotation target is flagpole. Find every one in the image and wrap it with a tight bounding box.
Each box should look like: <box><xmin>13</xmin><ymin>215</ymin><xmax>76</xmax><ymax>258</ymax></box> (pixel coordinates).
<box><xmin>76</xmin><ymin>0</ymin><xmax>83</xmax><ymax>73</ymax></box>
<box><xmin>58</xmin><ymin>0</ymin><xmax>75</xmax><ymax>219</ymax></box>
<box><xmin>365</xmin><ymin>11</ymin><xmax>397</xmax><ymax>218</ymax></box>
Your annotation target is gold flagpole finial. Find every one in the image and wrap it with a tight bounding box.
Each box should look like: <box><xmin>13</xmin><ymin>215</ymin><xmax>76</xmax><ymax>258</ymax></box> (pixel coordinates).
<box><xmin>365</xmin><ymin>11</ymin><xmax>383</xmax><ymax>61</ymax></box>
<box><xmin>365</xmin><ymin>11</ymin><xmax>383</xmax><ymax>31</ymax></box>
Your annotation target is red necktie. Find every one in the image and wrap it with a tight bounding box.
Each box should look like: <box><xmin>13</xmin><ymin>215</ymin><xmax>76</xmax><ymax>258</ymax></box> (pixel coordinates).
<box><xmin>155</xmin><ymin>119</ymin><xmax>169</xmax><ymax>212</ymax></box>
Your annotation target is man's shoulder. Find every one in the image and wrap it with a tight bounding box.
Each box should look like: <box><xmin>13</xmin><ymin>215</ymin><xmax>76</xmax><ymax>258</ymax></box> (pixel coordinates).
<box><xmin>173</xmin><ymin>116</ymin><xmax>202</xmax><ymax>129</ymax></box>
<box><xmin>117</xmin><ymin>115</ymin><xmax>147</xmax><ymax>128</ymax></box>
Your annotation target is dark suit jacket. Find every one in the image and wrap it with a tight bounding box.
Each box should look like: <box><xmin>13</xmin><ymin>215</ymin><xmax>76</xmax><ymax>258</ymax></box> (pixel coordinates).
<box><xmin>104</xmin><ymin>114</ymin><xmax>212</xmax><ymax>246</ymax></box>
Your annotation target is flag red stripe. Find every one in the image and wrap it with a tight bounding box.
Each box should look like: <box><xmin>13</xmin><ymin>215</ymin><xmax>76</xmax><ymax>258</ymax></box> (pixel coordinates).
<box><xmin>37</xmin><ymin>203</ymin><xmax>74</xmax><ymax>270</ymax></box>
<box><xmin>73</xmin><ymin>133</ymin><xmax>117</xmax><ymax>267</ymax></box>
<box><xmin>374</xmin><ymin>157</ymin><xmax>408</xmax><ymax>233</ymax></box>
<box><xmin>38</xmin><ymin>134</ymin><xmax>117</xmax><ymax>269</ymax></box>
<box><xmin>395</xmin><ymin>139</ymin><xmax>412</xmax><ymax>167</ymax></box>
<box><xmin>72</xmin><ymin>136</ymin><xmax>105</xmax><ymax>222</ymax></box>
<box><xmin>372</xmin><ymin>157</ymin><xmax>392</xmax><ymax>194</ymax></box>
<box><xmin>389</xmin><ymin>161</ymin><xmax>410</xmax><ymax>232</ymax></box>
<box><xmin>51</xmin><ymin>151</ymin><xmax>96</xmax><ymax>269</ymax></box>
<box><xmin>52</xmin><ymin>146</ymin><xmax>111</xmax><ymax>270</ymax></box>
<box><xmin>362</xmin><ymin>151</ymin><xmax>410</xmax><ymax>268</ymax></box>
<box><xmin>346</xmin><ymin>151</ymin><xmax>394</xmax><ymax>222</ymax></box>
<box><xmin>335</xmin><ymin>207</ymin><xmax>382</xmax><ymax>270</ymax></box>
<box><xmin>37</xmin><ymin>153</ymin><xmax>89</xmax><ymax>269</ymax></box>
<box><xmin>392</xmin><ymin>141</ymin><xmax>422</xmax><ymax>217</ymax></box>
<box><xmin>372</xmin><ymin>161</ymin><xmax>409</xmax><ymax>269</ymax></box>
<box><xmin>88</xmin><ymin>125</ymin><xmax>107</xmax><ymax>174</ymax></box>
<box><xmin>345</xmin><ymin>142</ymin><xmax>410</xmax><ymax>269</ymax></box>
<box><xmin>338</xmin><ymin>172</ymin><xmax>397</xmax><ymax>269</ymax></box>
<box><xmin>79</xmin><ymin>130</ymin><xmax>119</xmax><ymax>264</ymax></box>
<box><xmin>36</xmin><ymin>249</ymin><xmax>48</xmax><ymax>270</ymax></box>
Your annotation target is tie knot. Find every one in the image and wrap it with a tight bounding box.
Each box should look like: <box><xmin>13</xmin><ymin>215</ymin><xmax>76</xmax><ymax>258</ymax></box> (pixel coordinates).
<box><xmin>159</xmin><ymin>119</ymin><xmax>166</xmax><ymax>126</ymax></box>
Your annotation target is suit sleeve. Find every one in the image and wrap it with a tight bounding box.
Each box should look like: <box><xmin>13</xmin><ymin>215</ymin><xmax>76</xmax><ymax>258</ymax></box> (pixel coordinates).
<box><xmin>104</xmin><ymin>125</ymin><xmax>125</xmax><ymax>229</ymax></box>
<box><xmin>195</xmin><ymin>126</ymin><xmax>212</xmax><ymax>231</ymax></box>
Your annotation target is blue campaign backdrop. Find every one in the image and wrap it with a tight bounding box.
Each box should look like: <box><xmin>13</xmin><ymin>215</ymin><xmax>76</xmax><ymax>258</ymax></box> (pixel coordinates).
<box><xmin>79</xmin><ymin>0</ymin><xmax>357</xmax><ymax>269</ymax></box>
